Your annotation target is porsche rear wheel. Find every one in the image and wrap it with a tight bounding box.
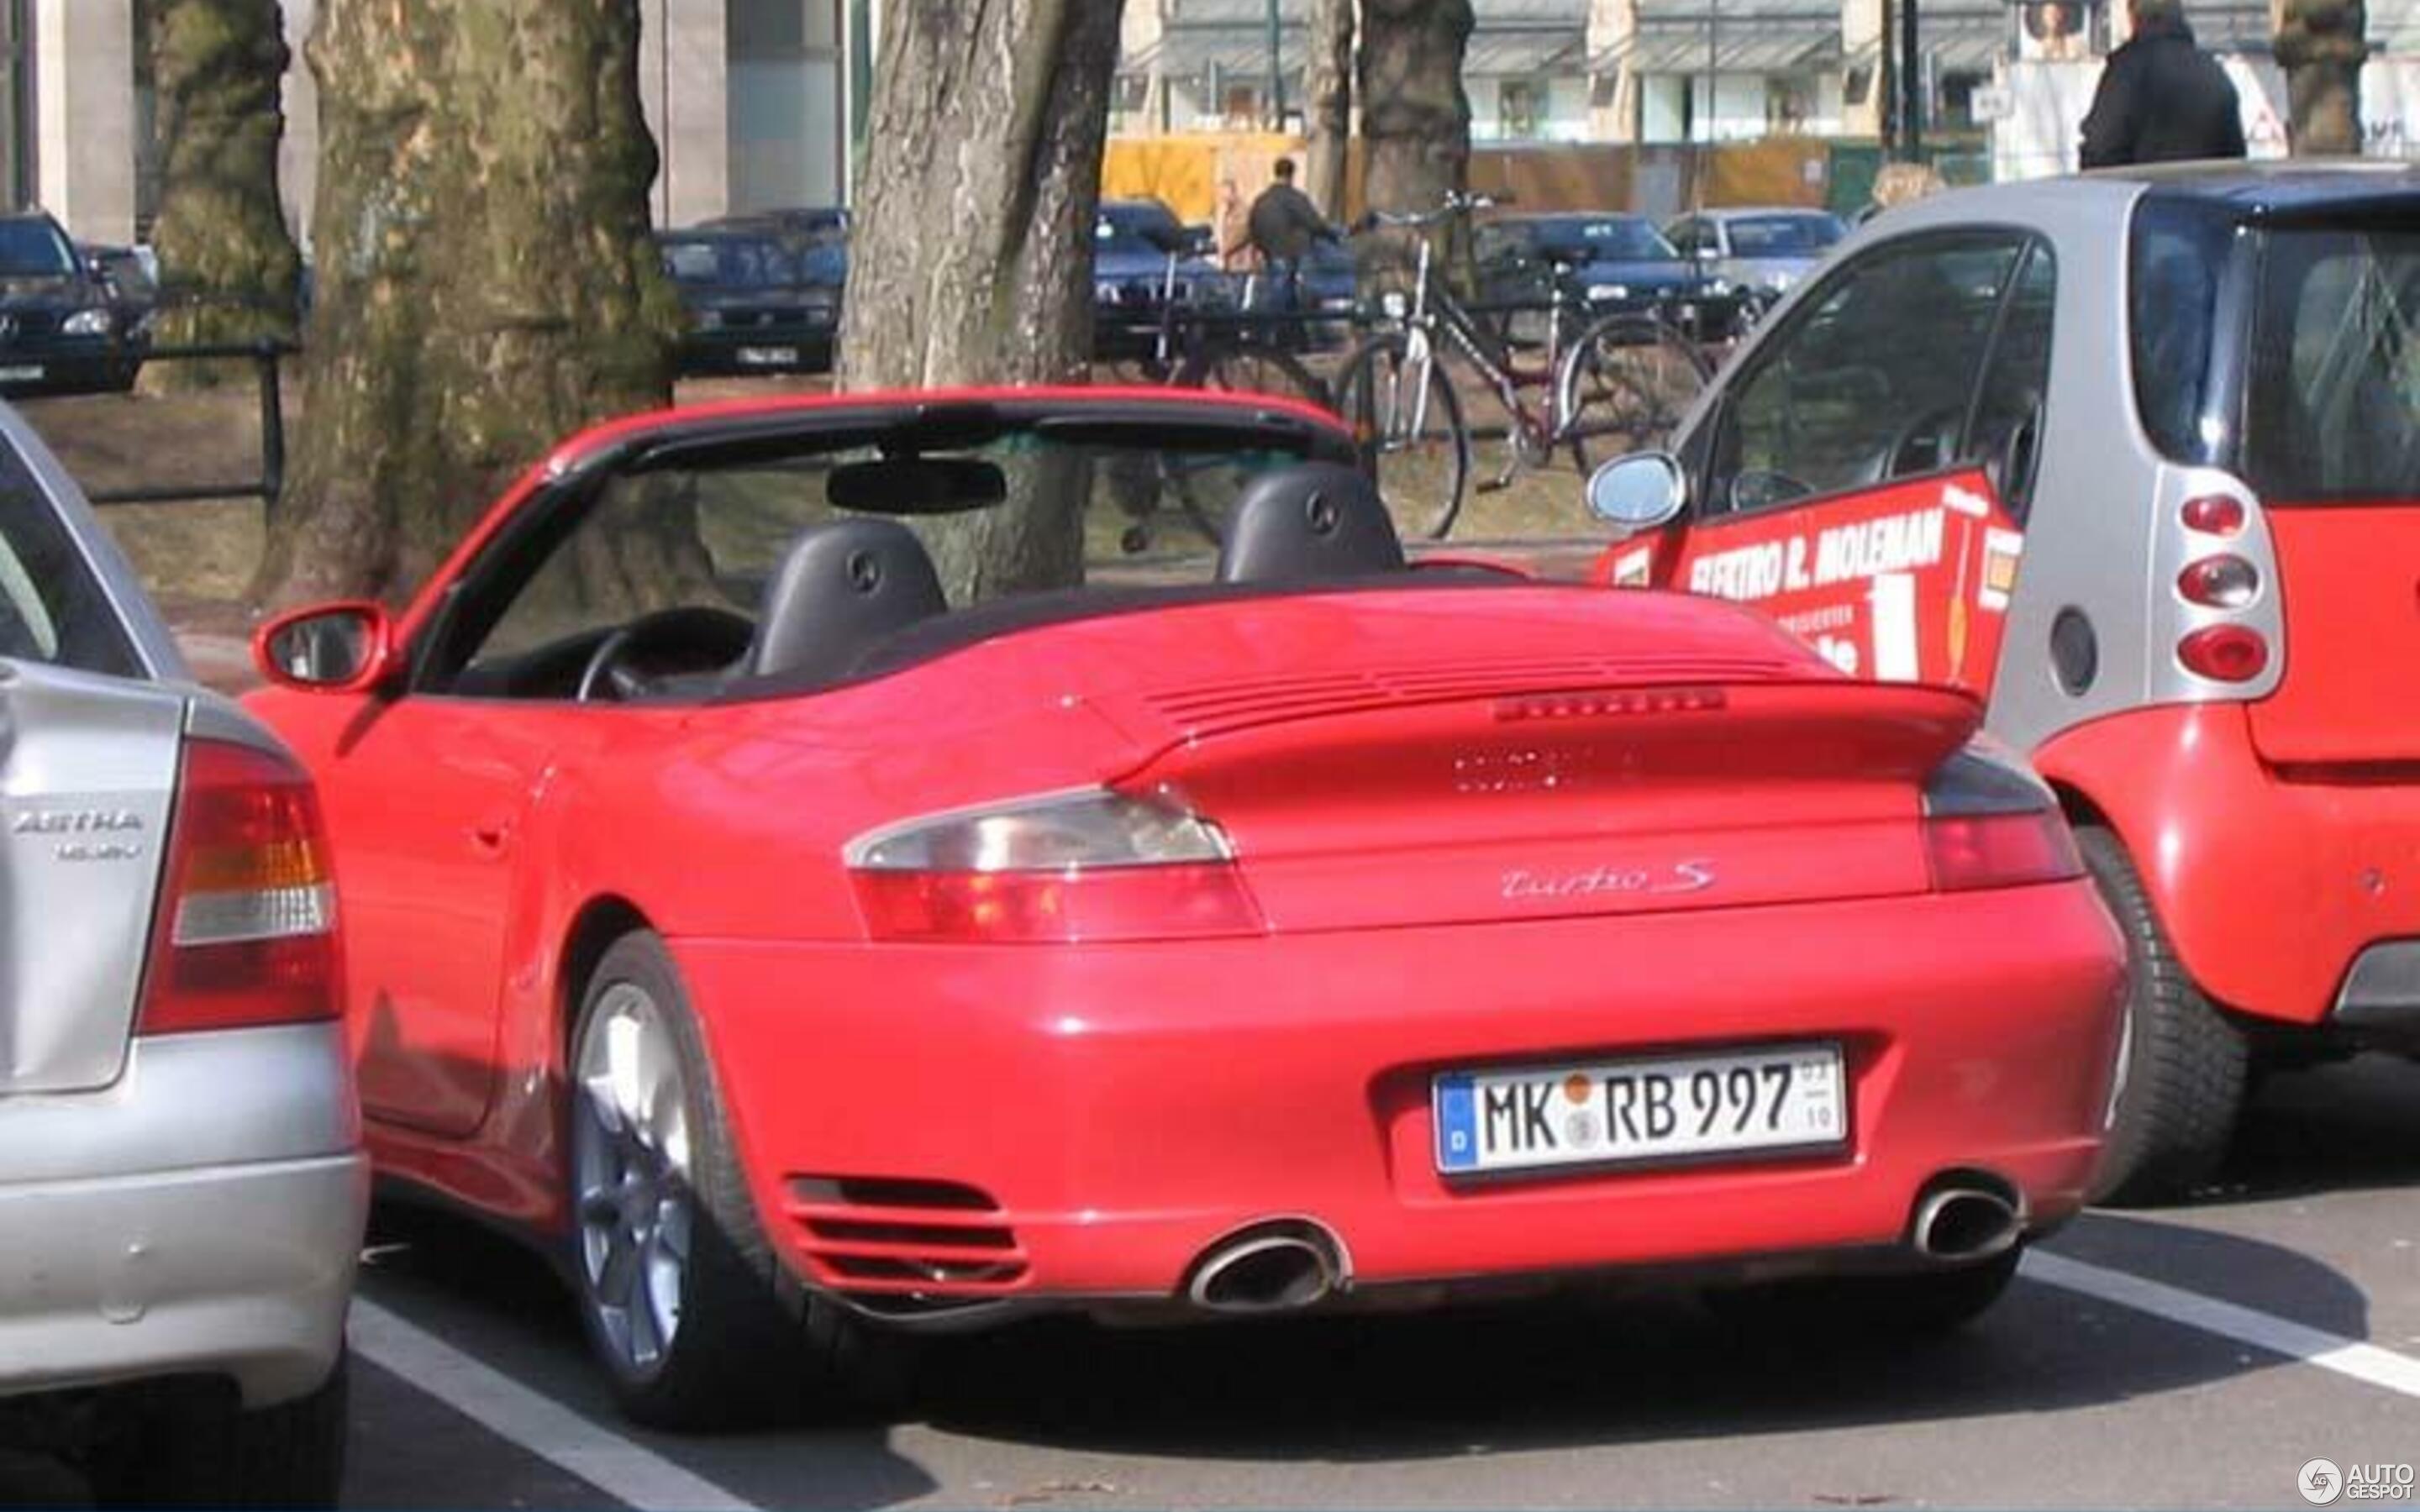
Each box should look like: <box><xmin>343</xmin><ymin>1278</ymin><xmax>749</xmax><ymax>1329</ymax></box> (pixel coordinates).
<box><xmin>2076</xmin><ymin>827</ymin><xmax>2249</xmax><ymax>1206</ymax></box>
<box><xmin>570</xmin><ymin>932</ymin><xmax>906</xmax><ymax>1427</ymax></box>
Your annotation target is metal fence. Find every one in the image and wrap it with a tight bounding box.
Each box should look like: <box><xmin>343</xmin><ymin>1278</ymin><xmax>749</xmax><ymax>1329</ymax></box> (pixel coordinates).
<box><xmin>79</xmin><ymin>338</ymin><xmax>297</xmax><ymax>511</ymax></box>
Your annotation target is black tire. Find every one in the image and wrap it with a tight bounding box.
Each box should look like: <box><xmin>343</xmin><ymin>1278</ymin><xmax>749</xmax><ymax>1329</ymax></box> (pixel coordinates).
<box><xmin>2076</xmin><ymin>827</ymin><xmax>2249</xmax><ymax>1205</ymax></box>
<box><xmin>89</xmin><ymin>1352</ymin><xmax>349</xmax><ymax>1509</ymax></box>
<box><xmin>568</xmin><ymin>932</ymin><xmax>908</xmax><ymax>1428</ymax></box>
<box><xmin>1705</xmin><ymin>1248</ymin><xmax>2023</xmax><ymax>1341</ymax></box>
<box><xmin>1555</xmin><ymin>312</ymin><xmax>1712</xmax><ymax>472</ymax></box>
<box><xmin>1330</xmin><ymin>330</ymin><xmax>1470</xmax><ymax>541</ymax></box>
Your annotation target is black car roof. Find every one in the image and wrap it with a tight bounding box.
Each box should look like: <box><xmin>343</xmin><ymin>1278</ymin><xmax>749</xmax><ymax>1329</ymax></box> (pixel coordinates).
<box><xmin>2108</xmin><ymin>160</ymin><xmax>2420</xmax><ymax>219</ymax></box>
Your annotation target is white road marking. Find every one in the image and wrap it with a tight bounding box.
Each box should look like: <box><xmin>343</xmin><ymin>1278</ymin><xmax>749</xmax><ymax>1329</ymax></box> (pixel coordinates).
<box><xmin>350</xmin><ymin>1297</ymin><xmax>763</xmax><ymax>1512</ymax></box>
<box><xmin>2027</xmin><ymin>1249</ymin><xmax>2420</xmax><ymax>1400</ymax></box>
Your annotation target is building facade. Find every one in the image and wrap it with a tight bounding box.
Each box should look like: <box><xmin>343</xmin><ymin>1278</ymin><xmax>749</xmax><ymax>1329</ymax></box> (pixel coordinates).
<box><xmin>0</xmin><ymin>0</ymin><xmax>864</xmax><ymax>247</ymax></box>
<box><xmin>1113</xmin><ymin>0</ymin><xmax>2370</xmax><ymax>148</ymax></box>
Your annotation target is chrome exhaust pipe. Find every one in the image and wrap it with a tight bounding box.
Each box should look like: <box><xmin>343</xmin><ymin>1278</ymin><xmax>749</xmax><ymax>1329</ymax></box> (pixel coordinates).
<box><xmin>1912</xmin><ymin>1186</ymin><xmax>2023</xmax><ymax>1262</ymax></box>
<box><xmin>1186</xmin><ymin>1226</ymin><xmax>1343</xmax><ymax>1314</ymax></box>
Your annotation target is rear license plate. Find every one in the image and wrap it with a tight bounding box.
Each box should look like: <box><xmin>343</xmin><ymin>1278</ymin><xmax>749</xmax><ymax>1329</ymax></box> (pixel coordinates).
<box><xmin>1434</xmin><ymin>1043</ymin><xmax>1845</xmax><ymax>1175</ymax></box>
<box><xmin>0</xmin><ymin>365</ymin><xmax>45</xmax><ymax>382</ymax></box>
<box><xmin>736</xmin><ymin>345</ymin><xmax>800</xmax><ymax>367</ymax></box>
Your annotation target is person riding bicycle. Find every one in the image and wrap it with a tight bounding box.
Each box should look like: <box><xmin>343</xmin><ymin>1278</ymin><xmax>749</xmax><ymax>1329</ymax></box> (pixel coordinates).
<box><xmin>1244</xmin><ymin>159</ymin><xmax>1342</xmax><ymax>340</ymax></box>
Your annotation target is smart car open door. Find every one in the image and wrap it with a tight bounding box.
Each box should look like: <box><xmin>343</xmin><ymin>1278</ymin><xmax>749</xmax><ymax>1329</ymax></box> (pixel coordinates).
<box><xmin>1597</xmin><ymin>231</ymin><xmax>2056</xmax><ymax>695</ymax></box>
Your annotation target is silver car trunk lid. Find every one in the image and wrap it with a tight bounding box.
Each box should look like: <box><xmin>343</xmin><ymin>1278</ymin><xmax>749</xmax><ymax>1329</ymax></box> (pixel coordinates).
<box><xmin>0</xmin><ymin>657</ymin><xmax>182</xmax><ymax>1092</ymax></box>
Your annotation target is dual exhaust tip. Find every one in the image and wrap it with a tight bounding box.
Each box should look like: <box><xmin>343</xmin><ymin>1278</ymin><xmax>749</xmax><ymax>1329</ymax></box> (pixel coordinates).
<box><xmin>1181</xmin><ymin>1179</ymin><xmax>2018</xmax><ymax>1315</ymax></box>
<box><xmin>1186</xmin><ymin>1221</ymin><xmax>1346</xmax><ymax>1314</ymax></box>
<box><xmin>1912</xmin><ymin>1179</ymin><xmax>2024</xmax><ymax>1263</ymax></box>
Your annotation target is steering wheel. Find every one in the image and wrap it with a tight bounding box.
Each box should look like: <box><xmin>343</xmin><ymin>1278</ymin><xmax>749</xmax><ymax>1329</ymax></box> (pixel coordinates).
<box><xmin>1884</xmin><ymin>406</ymin><xmax>1966</xmax><ymax>479</ymax></box>
<box><xmin>1728</xmin><ymin>470</ymin><xmax>1817</xmax><ymax>514</ymax></box>
<box><xmin>575</xmin><ymin>606</ymin><xmax>755</xmax><ymax>703</ymax></box>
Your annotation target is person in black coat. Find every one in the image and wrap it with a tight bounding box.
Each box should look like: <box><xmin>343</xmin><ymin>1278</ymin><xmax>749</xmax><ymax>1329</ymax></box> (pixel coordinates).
<box><xmin>2079</xmin><ymin>0</ymin><xmax>2249</xmax><ymax>167</ymax></box>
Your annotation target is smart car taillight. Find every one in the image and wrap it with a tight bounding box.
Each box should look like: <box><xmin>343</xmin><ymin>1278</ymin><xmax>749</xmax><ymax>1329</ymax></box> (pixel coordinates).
<box><xmin>2180</xmin><ymin>494</ymin><xmax>2246</xmax><ymax>537</ymax></box>
<box><xmin>2176</xmin><ymin>554</ymin><xmax>2261</xmax><ymax>609</ymax></box>
<box><xmin>1921</xmin><ymin>742</ymin><xmax>2082</xmax><ymax>893</ymax></box>
<box><xmin>138</xmin><ymin>738</ymin><xmax>339</xmax><ymax>1034</ymax></box>
<box><xmin>2176</xmin><ymin>623</ymin><xmax>2270</xmax><ymax>683</ymax></box>
<box><xmin>847</xmin><ymin>789</ymin><xmax>1265</xmax><ymax>943</ymax></box>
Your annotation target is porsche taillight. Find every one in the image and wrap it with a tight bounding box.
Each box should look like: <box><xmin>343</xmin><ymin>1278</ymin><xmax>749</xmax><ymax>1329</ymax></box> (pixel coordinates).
<box><xmin>1921</xmin><ymin>741</ymin><xmax>2082</xmax><ymax>893</ymax></box>
<box><xmin>138</xmin><ymin>738</ymin><xmax>339</xmax><ymax>1035</ymax></box>
<box><xmin>847</xmin><ymin>789</ymin><xmax>1265</xmax><ymax>943</ymax></box>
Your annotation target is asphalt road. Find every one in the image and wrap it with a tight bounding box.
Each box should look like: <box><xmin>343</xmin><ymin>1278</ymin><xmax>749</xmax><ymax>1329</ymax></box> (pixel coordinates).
<box><xmin>11</xmin><ymin>1055</ymin><xmax>2418</xmax><ymax>1510</ymax></box>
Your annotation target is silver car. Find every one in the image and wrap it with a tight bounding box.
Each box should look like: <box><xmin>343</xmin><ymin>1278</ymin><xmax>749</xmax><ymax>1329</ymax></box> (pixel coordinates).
<box><xmin>1665</xmin><ymin>207</ymin><xmax>1850</xmax><ymax>302</ymax></box>
<box><xmin>0</xmin><ymin>404</ymin><xmax>363</xmax><ymax>1503</ymax></box>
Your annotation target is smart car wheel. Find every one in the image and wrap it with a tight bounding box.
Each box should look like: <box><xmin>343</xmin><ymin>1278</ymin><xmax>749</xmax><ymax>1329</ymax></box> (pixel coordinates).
<box><xmin>2076</xmin><ymin>827</ymin><xmax>2249</xmax><ymax>1205</ymax></box>
<box><xmin>87</xmin><ymin>1352</ymin><xmax>348</xmax><ymax>1509</ymax></box>
<box><xmin>570</xmin><ymin>931</ymin><xmax>903</xmax><ymax>1427</ymax></box>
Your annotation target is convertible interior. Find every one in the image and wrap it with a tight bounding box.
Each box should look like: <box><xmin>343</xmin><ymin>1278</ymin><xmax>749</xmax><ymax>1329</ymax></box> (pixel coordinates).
<box><xmin>438</xmin><ymin>433</ymin><xmax>1508</xmax><ymax>706</ymax></box>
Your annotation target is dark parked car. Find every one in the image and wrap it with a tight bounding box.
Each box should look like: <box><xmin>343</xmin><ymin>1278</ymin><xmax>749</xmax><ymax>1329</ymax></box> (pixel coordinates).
<box><xmin>77</xmin><ymin>243</ymin><xmax>159</xmax><ymax>344</ymax></box>
<box><xmin>1092</xmin><ymin>198</ymin><xmax>1226</xmax><ymax>361</ymax></box>
<box><xmin>657</xmin><ymin>226</ymin><xmax>840</xmax><ymax>375</ymax></box>
<box><xmin>1474</xmin><ymin>213</ymin><xmax>1749</xmax><ymax>344</ymax></box>
<box><xmin>707</xmin><ymin>207</ymin><xmax>850</xmax><ymax>288</ymax></box>
<box><xmin>0</xmin><ymin>212</ymin><xmax>145</xmax><ymax>396</ymax></box>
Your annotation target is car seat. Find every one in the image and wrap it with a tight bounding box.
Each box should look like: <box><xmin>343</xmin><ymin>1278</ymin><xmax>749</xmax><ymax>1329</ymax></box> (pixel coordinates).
<box><xmin>1215</xmin><ymin>461</ymin><xmax>1406</xmax><ymax>583</ymax></box>
<box><xmin>743</xmin><ymin>516</ymin><xmax>948</xmax><ymax>683</ymax></box>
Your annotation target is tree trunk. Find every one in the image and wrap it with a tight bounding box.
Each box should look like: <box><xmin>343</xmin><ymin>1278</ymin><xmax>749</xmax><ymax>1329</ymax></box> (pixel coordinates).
<box><xmin>1302</xmin><ymin>0</ymin><xmax>1355</xmax><ymax>218</ymax></box>
<box><xmin>1358</xmin><ymin>0</ymin><xmax>1470</xmax><ymax>279</ymax></box>
<box><xmin>2275</xmin><ymin>0</ymin><xmax>2366</xmax><ymax>155</ymax></box>
<box><xmin>837</xmin><ymin>0</ymin><xmax>1124</xmax><ymax>604</ymax></box>
<box><xmin>138</xmin><ymin>0</ymin><xmax>302</xmax><ymax>392</ymax></box>
<box><xmin>254</xmin><ymin>0</ymin><xmax>675</xmax><ymax>608</ymax></box>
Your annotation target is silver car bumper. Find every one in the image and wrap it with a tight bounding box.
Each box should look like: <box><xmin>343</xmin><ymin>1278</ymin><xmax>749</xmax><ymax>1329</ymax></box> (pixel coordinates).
<box><xmin>0</xmin><ymin>1024</ymin><xmax>367</xmax><ymax>1409</ymax></box>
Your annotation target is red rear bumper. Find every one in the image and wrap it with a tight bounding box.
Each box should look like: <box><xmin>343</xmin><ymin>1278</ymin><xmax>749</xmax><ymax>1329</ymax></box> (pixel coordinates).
<box><xmin>2036</xmin><ymin>703</ymin><xmax>2420</xmax><ymax>1027</ymax></box>
<box><xmin>676</xmin><ymin>882</ymin><xmax>2123</xmax><ymax>1306</ymax></box>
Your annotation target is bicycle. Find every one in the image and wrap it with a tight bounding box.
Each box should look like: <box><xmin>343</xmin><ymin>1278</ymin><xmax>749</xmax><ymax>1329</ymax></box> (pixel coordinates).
<box><xmin>1331</xmin><ymin>192</ymin><xmax>1713</xmax><ymax>541</ymax></box>
<box><xmin>1111</xmin><ymin>254</ymin><xmax>1331</xmax><ymax>403</ymax></box>
<box><xmin>1104</xmin><ymin>259</ymin><xmax>1337</xmax><ymax>557</ymax></box>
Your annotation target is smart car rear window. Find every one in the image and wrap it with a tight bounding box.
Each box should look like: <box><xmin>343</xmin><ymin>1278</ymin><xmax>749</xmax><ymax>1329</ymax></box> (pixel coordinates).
<box><xmin>2128</xmin><ymin>197</ymin><xmax>2238</xmax><ymax>467</ymax></box>
<box><xmin>2242</xmin><ymin>224</ymin><xmax>2420</xmax><ymax>502</ymax></box>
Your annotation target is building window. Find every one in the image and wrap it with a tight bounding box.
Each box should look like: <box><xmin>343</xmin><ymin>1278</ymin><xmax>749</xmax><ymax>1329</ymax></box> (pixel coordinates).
<box><xmin>1939</xmin><ymin>69</ymin><xmax>1986</xmax><ymax>129</ymax></box>
<box><xmin>1499</xmin><ymin>79</ymin><xmax>1541</xmax><ymax>139</ymax></box>
<box><xmin>730</xmin><ymin>0</ymin><xmax>847</xmax><ymax>212</ymax></box>
<box><xmin>1221</xmin><ymin>82</ymin><xmax>1260</xmax><ymax>129</ymax></box>
<box><xmin>1765</xmin><ymin>77</ymin><xmax>1812</xmax><ymax>134</ymax></box>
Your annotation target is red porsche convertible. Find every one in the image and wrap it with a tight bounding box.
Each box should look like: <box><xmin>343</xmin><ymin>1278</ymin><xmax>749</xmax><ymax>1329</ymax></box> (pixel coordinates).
<box><xmin>248</xmin><ymin>388</ymin><xmax>2125</xmax><ymax>1427</ymax></box>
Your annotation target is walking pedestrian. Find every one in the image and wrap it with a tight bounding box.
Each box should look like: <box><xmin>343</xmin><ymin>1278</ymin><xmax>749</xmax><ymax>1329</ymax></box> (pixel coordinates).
<box><xmin>1245</xmin><ymin>158</ymin><xmax>1341</xmax><ymax>332</ymax></box>
<box><xmin>2079</xmin><ymin>0</ymin><xmax>2248</xmax><ymax>167</ymax></box>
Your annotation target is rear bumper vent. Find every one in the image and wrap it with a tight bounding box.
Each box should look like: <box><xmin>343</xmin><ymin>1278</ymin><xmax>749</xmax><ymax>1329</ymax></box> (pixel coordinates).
<box><xmin>782</xmin><ymin>1174</ymin><xmax>1028</xmax><ymax>1295</ymax></box>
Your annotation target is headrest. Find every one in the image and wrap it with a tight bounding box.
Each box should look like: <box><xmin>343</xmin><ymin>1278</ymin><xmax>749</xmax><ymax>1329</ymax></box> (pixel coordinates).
<box><xmin>1215</xmin><ymin>462</ymin><xmax>1406</xmax><ymax>584</ymax></box>
<box><xmin>744</xmin><ymin>516</ymin><xmax>948</xmax><ymax>682</ymax></box>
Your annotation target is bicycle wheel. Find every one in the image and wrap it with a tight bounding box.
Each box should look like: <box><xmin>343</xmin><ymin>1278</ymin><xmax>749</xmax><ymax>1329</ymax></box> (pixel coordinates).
<box><xmin>1330</xmin><ymin>331</ymin><xmax>1470</xmax><ymax>542</ymax></box>
<box><xmin>1176</xmin><ymin>344</ymin><xmax>1329</xmax><ymax>408</ymax></box>
<box><xmin>1555</xmin><ymin>313</ymin><xmax>1712</xmax><ymax>471</ymax></box>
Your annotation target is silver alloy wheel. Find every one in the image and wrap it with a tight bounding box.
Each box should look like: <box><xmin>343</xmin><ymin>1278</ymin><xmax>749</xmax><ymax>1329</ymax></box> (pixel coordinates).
<box><xmin>572</xmin><ymin>981</ymin><xmax>694</xmax><ymax>1376</ymax></box>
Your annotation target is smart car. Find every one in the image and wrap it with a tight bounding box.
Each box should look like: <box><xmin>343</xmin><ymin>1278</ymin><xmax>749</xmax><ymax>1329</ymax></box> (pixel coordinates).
<box><xmin>0</xmin><ymin>403</ymin><xmax>362</xmax><ymax>1503</ymax></box>
<box><xmin>246</xmin><ymin>386</ymin><xmax>2123</xmax><ymax>1428</ymax></box>
<box><xmin>1582</xmin><ymin>162</ymin><xmax>2420</xmax><ymax>1203</ymax></box>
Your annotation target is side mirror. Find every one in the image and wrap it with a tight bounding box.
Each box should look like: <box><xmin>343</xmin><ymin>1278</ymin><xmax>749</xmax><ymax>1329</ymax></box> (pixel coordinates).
<box><xmin>1585</xmin><ymin>453</ymin><xmax>1688</xmax><ymax>533</ymax></box>
<box><xmin>252</xmin><ymin>601</ymin><xmax>399</xmax><ymax>694</ymax></box>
